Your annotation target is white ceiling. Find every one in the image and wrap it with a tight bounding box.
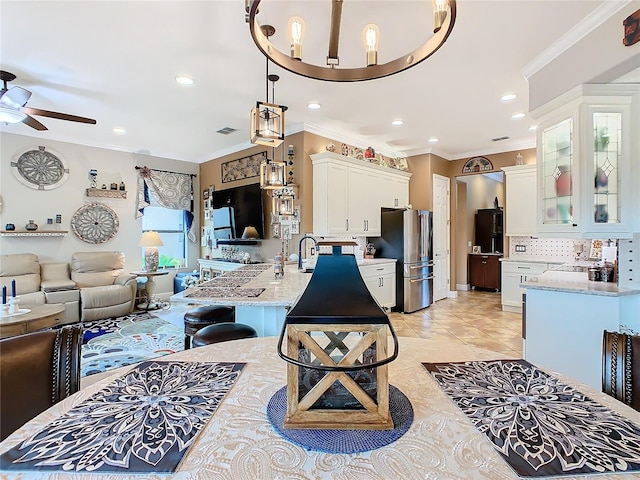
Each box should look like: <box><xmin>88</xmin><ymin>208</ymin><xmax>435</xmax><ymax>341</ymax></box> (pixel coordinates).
<box><xmin>0</xmin><ymin>1</ymin><xmax>614</xmax><ymax>164</ymax></box>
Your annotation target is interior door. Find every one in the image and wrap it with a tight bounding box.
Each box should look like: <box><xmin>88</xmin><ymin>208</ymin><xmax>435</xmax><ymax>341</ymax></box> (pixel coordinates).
<box><xmin>432</xmin><ymin>174</ymin><xmax>450</xmax><ymax>302</ymax></box>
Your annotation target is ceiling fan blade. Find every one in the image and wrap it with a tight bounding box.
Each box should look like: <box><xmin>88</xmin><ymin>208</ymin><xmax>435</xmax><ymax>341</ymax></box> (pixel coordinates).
<box><xmin>0</xmin><ymin>86</ymin><xmax>32</xmax><ymax>108</ymax></box>
<box><xmin>22</xmin><ymin>114</ymin><xmax>48</xmax><ymax>131</ymax></box>
<box><xmin>23</xmin><ymin>106</ymin><xmax>96</xmax><ymax>124</ymax></box>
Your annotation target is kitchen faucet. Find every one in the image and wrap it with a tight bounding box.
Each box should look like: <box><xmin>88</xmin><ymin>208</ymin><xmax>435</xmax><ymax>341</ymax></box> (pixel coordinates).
<box><xmin>298</xmin><ymin>234</ymin><xmax>319</xmax><ymax>271</ymax></box>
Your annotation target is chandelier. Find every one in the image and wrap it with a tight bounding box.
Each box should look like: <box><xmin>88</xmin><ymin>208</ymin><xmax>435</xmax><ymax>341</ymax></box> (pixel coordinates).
<box><xmin>246</xmin><ymin>0</ymin><xmax>457</xmax><ymax>82</ymax></box>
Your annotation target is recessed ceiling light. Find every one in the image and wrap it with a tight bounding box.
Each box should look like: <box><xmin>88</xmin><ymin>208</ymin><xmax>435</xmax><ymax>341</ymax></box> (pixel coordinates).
<box><xmin>428</xmin><ymin>137</ymin><xmax>439</xmax><ymax>143</ymax></box>
<box><xmin>511</xmin><ymin>112</ymin><xmax>525</xmax><ymax>119</ymax></box>
<box><xmin>307</xmin><ymin>102</ymin><xmax>321</xmax><ymax>109</ymax></box>
<box><xmin>112</xmin><ymin>126</ymin><xmax>126</xmax><ymax>135</ymax></box>
<box><xmin>391</xmin><ymin>119</ymin><xmax>404</xmax><ymax>126</ymax></box>
<box><xmin>501</xmin><ymin>93</ymin><xmax>517</xmax><ymax>102</ymax></box>
<box><xmin>175</xmin><ymin>76</ymin><xmax>194</xmax><ymax>86</ymax></box>
<box><xmin>528</xmin><ymin>125</ymin><xmax>538</xmax><ymax>131</ymax></box>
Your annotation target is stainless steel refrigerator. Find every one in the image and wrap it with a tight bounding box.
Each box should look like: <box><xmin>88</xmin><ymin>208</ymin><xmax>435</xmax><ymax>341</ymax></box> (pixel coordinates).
<box><xmin>368</xmin><ymin>208</ymin><xmax>433</xmax><ymax>313</ymax></box>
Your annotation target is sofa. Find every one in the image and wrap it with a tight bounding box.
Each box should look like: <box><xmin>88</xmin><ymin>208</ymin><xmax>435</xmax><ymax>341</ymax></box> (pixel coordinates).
<box><xmin>0</xmin><ymin>253</ymin><xmax>80</xmax><ymax>324</ymax></box>
<box><xmin>70</xmin><ymin>251</ymin><xmax>137</xmax><ymax>322</ymax></box>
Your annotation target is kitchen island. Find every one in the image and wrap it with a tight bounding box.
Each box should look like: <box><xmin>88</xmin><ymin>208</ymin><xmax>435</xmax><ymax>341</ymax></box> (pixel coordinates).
<box><xmin>523</xmin><ymin>271</ymin><xmax>640</xmax><ymax>389</ymax></box>
<box><xmin>171</xmin><ymin>258</ymin><xmax>396</xmax><ymax>336</ymax></box>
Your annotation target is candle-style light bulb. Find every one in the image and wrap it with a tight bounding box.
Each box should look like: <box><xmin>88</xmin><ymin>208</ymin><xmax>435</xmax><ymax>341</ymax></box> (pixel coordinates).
<box><xmin>433</xmin><ymin>0</ymin><xmax>447</xmax><ymax>33</ymax></box>
<box><xmin>362</xmin><ymin>24</ymin><xmax>379</xmax><ymax>67</ymax></box>
<box><xmin>288</xmin><ymin>16</ymin><xmax>305</xmax><ymax>60</ymax></box>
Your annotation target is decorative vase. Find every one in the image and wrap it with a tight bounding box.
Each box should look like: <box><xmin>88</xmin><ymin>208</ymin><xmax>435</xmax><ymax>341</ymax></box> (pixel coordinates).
<box><xmin>555</xmin><ymin>166</ymin><xmax>572</xmax><ymax>197</ymax></box>
<box><xmin>5</xmin><ymin>223</ymin><xmax>15</xmax><ymax>231</ymax></box>
<box><xmin>594</xmin><ymin>204</ymin><xmax>609</xmax><ymax>223</ymax></box>
<box><xmin>25</xmin><ymin>220</ymin><xmax>38</xmax><ymax>231</ymax></box>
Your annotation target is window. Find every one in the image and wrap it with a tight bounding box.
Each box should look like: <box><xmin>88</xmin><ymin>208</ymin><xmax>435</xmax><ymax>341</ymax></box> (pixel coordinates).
<box><xmin>141</xmin><ymin>206</ymin><xmax>186</xmax><ymax>268</ymax></box>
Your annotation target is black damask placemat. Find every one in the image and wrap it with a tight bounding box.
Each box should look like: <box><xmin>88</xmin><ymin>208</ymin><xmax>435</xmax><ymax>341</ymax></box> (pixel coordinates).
<box><xmin>1</xmin><ymin>360</ymin><xmax>245</xmax><ymax>473</ymax></box>
<box><xmin>423</xmin><ymin>359</ymin><xmax>640</xmax><ymax>478</ymax></box>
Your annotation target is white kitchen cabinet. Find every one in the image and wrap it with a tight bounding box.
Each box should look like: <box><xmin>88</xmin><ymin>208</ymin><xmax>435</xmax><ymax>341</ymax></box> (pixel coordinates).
<box><xmin>359</xmin><ymin>262</ymin><xmax>396</xmax><ymax>309</ymax></box>
<box><xmin>501</xmin><ymin>165</ymin><xmax>537</xmax><ymax>236</ymax></box>
<box><xmin>501</xmin><ymin>261</ymin><xmax>549</xmax><ymax>312</ymax></box>
<box><xmin>312</xmin><ymin>152</ymin><xmax>412</xmax><ymax>237</ymax></box>
<box><xmin>378</xmin><ymin>175</ymin><xmax>410</xmax><ymax>209</ymax></box>
<box><xmin>531</xmin><ymin>84</ymin><xmax>640</xmax><ymax>238</ymax></box>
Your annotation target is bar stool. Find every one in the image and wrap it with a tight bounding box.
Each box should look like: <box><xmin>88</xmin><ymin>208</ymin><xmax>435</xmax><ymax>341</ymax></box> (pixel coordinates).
<box><xmin>183</xmin><ymin>305</ymin><xmax>235</xmax><ymax>349</ymax></box>
<box><xmin>191</xmin><ymin>322</ymin><xmax>258</xmax><ymax>348</ymax></box>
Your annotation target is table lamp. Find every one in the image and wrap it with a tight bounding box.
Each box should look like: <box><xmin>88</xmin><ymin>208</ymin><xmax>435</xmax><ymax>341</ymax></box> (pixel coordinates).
<box><xmin>139</xmin><ymin>231</ymin><xmax>163</xmax><ymax>272</ymax></box>
<box><xmin>241</xmin><ymin>226</ymin><xmax>260</xmax><ymax>239</ymax></box>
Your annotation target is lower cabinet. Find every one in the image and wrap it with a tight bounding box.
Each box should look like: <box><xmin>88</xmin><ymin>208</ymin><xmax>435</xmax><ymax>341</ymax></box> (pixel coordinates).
<box><xmin>360</xmin><ymin>262</ymin><xmax>396</xmax><ymax>310</ymax></box>
<box><xmin>469</xmin><ymin>254</ymin><xmax>501</xmax><ymax>291</ymax></box>
<box><xmin>501</xmin><ymin>261</ymin><xmax>552</xmax><ymax>312</ymax></box>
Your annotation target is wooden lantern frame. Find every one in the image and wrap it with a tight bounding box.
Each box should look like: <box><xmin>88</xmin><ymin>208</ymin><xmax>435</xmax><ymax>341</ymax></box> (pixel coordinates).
<box><xmin>282</xmin><ymin>323</ymin><xmax>393</xmax><ymax>430</ymax></box>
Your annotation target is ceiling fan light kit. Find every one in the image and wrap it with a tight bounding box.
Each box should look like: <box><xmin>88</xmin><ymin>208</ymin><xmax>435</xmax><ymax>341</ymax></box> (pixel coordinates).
<box><xmin>0</xmin><ymin>70</ymin><xmax>97</xmax><ymax>131</ymax></box>
<box><xmin>246</xmin><ymin>0</ymin><xmax>456</xmax><ymax>82</ymax></box>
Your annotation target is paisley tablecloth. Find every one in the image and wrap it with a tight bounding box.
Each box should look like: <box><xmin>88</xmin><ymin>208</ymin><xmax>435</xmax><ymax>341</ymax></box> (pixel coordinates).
<box><xmin>2</xmin><ymin>337</ymin><xmax>640</xmax><ymax>479</ymax></box>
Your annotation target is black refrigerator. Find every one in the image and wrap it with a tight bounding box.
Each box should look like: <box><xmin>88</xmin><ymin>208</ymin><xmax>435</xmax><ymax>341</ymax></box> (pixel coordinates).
<box><xmin>368</xmin><ymin>208</ymin><xmax>433</xmax><ymax>313</ymax></box>
<box><xmin>475</xmin><ymin>208</ymin><xmax>503</xmax><ymax>253</ymax></box>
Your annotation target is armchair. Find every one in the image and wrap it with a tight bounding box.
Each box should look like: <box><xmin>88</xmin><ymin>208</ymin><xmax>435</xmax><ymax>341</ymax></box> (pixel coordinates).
<box><xmin>0</xmin><ymin>253</ymin><xmax>45</xmax><ymax>307</ymax></box>
<box><xmin>71</xmin><ymin>251</ymin><xmax>137</xmax><ymax>321</ymax></box>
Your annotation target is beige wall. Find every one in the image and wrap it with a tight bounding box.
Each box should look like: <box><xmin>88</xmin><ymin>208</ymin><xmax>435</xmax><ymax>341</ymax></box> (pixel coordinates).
<box><xmin>0</xmin><ymin>132</ymin><xmax>199</xmax><ymax>296</ymax></box>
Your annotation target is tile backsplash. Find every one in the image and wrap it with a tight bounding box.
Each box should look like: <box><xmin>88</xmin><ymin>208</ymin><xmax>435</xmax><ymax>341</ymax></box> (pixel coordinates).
<box><xmin>508</xmin><ymin>237</ymin><xmax>597</xmax><ymax>263</ymax></box>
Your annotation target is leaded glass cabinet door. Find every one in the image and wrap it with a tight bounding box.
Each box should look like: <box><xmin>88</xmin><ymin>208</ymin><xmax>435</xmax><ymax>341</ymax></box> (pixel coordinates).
<box><xmin>582</xmin><ymin>102</ymin><xmax>634</xmax><ymax>237</ymax></box>
<box><xmin>538</xmin><ymin>113</ymin><xmax>580</xmax><ymax>234</ymax></box>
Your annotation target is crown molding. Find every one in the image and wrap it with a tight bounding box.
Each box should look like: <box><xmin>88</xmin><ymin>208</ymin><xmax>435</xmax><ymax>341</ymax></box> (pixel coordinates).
<box><xmin>301</xmin><ymin>123</ymin><xmax>403</xmax><ymax>159</ymax></box>
<box><xmin>522</xmin><ymin>0</ymin><xmax>632</xmax><ymax>80</ymax></box>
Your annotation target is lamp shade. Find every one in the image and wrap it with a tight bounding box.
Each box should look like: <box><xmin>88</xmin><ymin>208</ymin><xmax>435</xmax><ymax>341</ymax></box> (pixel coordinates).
<box><xmin>242</xmin><ymin>226</ymin><xmax>260</xmax><ymax>239</ymax></box>
<box><xmin>139</xmin><ymin>231</ymin><xmax>164</xmax><ymax>247</ymax></box>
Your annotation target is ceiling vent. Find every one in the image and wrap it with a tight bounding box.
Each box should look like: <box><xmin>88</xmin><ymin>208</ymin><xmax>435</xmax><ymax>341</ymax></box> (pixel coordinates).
<box><xmin>491</xmin><ymin>136</ymin><xmax>509</xmax><ymax>142</ymax></box>
<box><xmin>216</xmin><ymin>127</ymin><xmax>237</xmax><ymax>135</ymax></box>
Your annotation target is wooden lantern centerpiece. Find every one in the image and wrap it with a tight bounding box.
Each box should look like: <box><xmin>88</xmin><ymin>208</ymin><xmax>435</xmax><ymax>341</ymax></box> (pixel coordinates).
<box><xmin>277</xmin><ymin>242</ymin><xmax>399</xmax><ymax>430</ymax></box>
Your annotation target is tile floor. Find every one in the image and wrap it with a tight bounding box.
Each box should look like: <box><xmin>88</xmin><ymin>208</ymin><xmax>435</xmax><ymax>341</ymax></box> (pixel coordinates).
<box><xmin>158</xmin><ymin>289</ymin><xmax>523</xmax><ymax>358</ymax></box>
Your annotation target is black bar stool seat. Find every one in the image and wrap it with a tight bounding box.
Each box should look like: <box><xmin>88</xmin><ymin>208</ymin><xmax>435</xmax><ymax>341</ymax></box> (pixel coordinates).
<box><xmin>192</xmin><ymin>322</ymin><xmax>258</xmax><ymax>348</ymax></box>
<box><xmin>184</xmin><ymin>305</ymin><xmax>235</xmax><ymax>349</ymax></box>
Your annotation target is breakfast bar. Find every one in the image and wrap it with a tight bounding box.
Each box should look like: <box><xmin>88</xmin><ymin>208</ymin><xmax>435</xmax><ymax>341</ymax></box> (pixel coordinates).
<box><xmin>523</xmin><ymin>270</ymin><xmax>640</xmax><ymax>389</ymax></box>
<box><xmin>170</xmin><ymin>258</ymin><xmax>396</xmax><ymax>336</ymax></box>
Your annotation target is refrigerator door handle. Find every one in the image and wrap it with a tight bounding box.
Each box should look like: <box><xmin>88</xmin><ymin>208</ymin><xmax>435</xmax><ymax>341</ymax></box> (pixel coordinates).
<box><xmin>410</xmin><ymin>275</ymin><xmax>435</xmax><ymax>283</ymax></box>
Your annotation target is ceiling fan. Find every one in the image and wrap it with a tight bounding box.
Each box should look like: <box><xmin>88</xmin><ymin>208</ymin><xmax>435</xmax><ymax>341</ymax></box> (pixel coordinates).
<box><xmin>0</xmin><ymin>70</ymin><xmax>96</xmax><ymax>131</ymax></box>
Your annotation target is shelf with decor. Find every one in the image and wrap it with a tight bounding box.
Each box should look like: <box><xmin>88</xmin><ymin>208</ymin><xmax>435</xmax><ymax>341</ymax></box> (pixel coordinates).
<box><xmin>0</xmin><ymin>230</ymin><xmax>68</xmax><ymax>237</ymax></box>
<box><xmin>85</xmin><ymin>188</ymin><xmax>127</xmax><ymax>199</ymax></box>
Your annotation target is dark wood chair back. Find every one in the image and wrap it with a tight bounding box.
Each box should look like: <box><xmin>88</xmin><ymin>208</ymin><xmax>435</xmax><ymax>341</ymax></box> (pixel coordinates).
<box><xmin>602</xmin><ymin>330</ymin><xmax>640</xmax><ymax>411</ymax></box>
<box><xmin>0</xmin><ymin>325</ymin><xmax>83</xmax><ymax>441</ymax></box>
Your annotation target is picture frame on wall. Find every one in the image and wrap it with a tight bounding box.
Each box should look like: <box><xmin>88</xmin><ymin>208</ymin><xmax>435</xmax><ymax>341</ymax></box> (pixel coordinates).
<box><xmin>203</xmin><ymin>189</ymin><xmax>209</xmax><ymax>200</ymax></box>
<box><xmin>204</xmin><ymin>209</ymin><xmax>211</xmax><ymax>220</ymax></box>
<box><xmin>204</xmin><ymin>199</ymin><xmax>210</xmax><ymax>210</ymax></box>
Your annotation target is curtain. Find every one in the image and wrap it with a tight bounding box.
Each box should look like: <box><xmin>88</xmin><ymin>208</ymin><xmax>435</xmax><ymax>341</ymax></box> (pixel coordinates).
<box><xmin>135</xmin><ymin>166</ymin><xmax>196</xmax><ymax>242</ymax></box>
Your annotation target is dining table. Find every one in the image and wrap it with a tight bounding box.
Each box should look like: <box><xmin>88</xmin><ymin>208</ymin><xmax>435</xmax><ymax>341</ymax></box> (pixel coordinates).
<box><xmin>2</xmin><ymin>336</ymin><xmax>640</xmax><ymax>479</ymax></box>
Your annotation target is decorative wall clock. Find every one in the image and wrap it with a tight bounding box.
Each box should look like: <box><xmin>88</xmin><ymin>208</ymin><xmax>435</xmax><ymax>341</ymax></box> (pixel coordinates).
<box><xmin>11</xmin><ymin>146</ymin><xmax>69</xmax><ymax>190</ymax></box>
<box><xmin>71</xmin><ymin>203</ymin><xmax>119</xmax><ymax>244</ymax></box>
<box><xmin>462</xmin><ymin>156</ymin><xmax>493</xmax><ymax>174</ymax></box>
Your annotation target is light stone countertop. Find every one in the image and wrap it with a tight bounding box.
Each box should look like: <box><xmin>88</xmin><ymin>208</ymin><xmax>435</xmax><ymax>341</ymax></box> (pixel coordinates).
<box><xmin>500</xmin><ymin>257</ymin><xmax>564</xmax><ymax>264</ymax></box>
<box><xmin>523</xmin><ymin>271</ymin><xmax>640</xmax><ymax>297</ymax></box>
<box><xmin>170</xmin><ymin>258</ymin><xmax>396</xmax><ymax>307</ymax></box>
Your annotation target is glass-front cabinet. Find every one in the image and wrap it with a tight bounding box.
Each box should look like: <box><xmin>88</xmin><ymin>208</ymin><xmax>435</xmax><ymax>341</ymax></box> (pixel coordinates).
<box><xmin>533</xmin><ymin>84</ymin><xmax>639</xmax><ymax>238</ymax></box>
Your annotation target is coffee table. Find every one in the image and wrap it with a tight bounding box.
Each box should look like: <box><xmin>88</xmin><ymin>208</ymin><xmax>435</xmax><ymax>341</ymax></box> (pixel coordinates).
<box><xmin>0</xmin><ymin>304</ymin><xmax>66</xmax><ymax>339</ymax></box>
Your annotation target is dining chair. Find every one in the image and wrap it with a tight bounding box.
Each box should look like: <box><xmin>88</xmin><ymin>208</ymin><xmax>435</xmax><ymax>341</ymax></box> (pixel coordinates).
<box><xmin>602</xmin><ymin>330</ymin><xmax>640</xmax><ymax>411</ymax></box>
<box><xmin>0</xmin><ymin>324</ymin><xmax>83</xmax><ymax>441</ymax></box>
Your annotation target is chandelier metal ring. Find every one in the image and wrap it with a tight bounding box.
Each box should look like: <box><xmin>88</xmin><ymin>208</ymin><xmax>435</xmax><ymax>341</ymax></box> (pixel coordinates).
<box><xmin>247</xmin><ymin>0</ymin><xmax>457</xmax><ymax>82</ymax></box>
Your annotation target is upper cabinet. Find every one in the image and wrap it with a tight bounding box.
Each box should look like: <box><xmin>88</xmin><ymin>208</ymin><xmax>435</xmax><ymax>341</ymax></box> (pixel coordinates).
<box><xmin>311</xmin><ymin>152</ymin><xmax>411</xmax><ymax>237</ymax></box>
<box><xmin>531</xmin><ymin>84</ymin><xmax>640</xmax><ymax>238</ymax></box>
<box><xmin>501</xmin><ymin>164</ymin><xmax>537</xmax><ymax>237</ymax></box>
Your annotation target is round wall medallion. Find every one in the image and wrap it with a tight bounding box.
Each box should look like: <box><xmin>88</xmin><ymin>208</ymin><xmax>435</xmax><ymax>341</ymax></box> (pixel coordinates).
<box><xmin>71</xmin><ymin>203</ymin><xmax>119</xmax><ymax>244</ymax></box>
<box><xmin>11</xmin><ymin>146</ymin><xmax>69</xmax><ymax>190</ymax></box>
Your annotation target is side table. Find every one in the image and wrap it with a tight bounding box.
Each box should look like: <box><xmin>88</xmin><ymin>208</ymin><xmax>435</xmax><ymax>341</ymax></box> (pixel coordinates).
<box><xmin>130</xmin><ymin>270</ymin><xmax>170</xmax><ymax>311</ymax></box>
<box><xmin>0</xmin><ymin>304</ymin><xmax>66</xmax><ymax>339</ymax></box>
